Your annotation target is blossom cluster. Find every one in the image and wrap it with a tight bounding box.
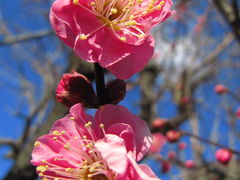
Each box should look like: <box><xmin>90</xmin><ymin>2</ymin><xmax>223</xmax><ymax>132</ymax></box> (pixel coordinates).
<box><xmin>31</xmin><ymin>0</ymin><xmax>174</xmax><ymax>179</ymax></box>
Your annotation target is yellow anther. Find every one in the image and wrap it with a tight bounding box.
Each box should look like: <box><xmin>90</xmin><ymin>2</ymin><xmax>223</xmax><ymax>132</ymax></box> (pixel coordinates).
<box><xmin>138</xmin><ymin>34</ymin><xmax>145</xmax><ymax>38</ymax></box>
<box><xmin>148</xmin><ymin>5</ymin><xmax>153</xmax><ymax>10</ymax></box>
<box><xmin>61</xmin><ymin>131</ymin><xmax>66</xmax><ymax>134</ymax></box>
<box><xmin>42</xmin><ymin>160</ymin><xmax>47</xmax><ymax>163</ymax></box>
<box><xmin>73</xmin><ymin>0</ymin><xmax>79</xmax><ymax>5</ymax></box>
<box><xmin>86</xmin><ymin>143</ymin><xmax>93</xmax><ymax>148</ymax></box>
<box><xmin>99</xmin><ymin>123</ymin><xmax>104</xmax><ymax>128</ymax></box>
<box><xmin>54</xmin><ymin>178</ymin><xmax>59</xmax><ymax>180</ymax></box>
<box><xmin>39</xmin><ymin>173</ymin><xmax>44</xmax><ymax>177</ymax></box>
<box><xmin>89</xmin><ymin>150</ymin><xmax>94</xmax><ymax>153</ymax></box>
<box><xmin>89</xmin><ymin>167</ymin><xmax>95</xmax><ymax>173</ymax></box>
<box><xmin>160</xmin><ymin>0</ymin><xmax>165</xmax><ymax>5</ymax></box>
<box><xmin>37</xmin><ymin>166</ymin><xmax>47</xmax><ymax>172</ymax></box>
<box><xmin>53</xmin><ymin>130</ymin><xmax>60</xmax><ymax>136</ymax></box>
<box><xmin>85</xmin><ymin>122</ymin><xmax>92</xmax><ymax>128</ymax></box>
<box><xmin>137</xmin><ymin>0</ymin><xmax>142</xmax><ymax>3</ymax></box>
<box><xmin>34</xmin><ymin>141</ymin><xmax>40</xmax><ymax>147</ymax></box>
<box><xmin>65</xmin><ymin>168</ymin><xmax>73</xmax><ymax>173</ymax></box>
<box><xmin>83</xmin><ymin>165</ymin><xmax>88</xmax><ymax>169</ymax></box>
<box><xmin>120</xmin><ymin>37</ymin><xmax>126</xmax><ymax>41</ymax></box>
<box><xmin>82</xmin><ymin>135</ymin><xmax>87</xmax><ymax>139</ymax></box>
<box><xmin>64</xmin><ymin>144</ymin><xmax>70</xmax><ymax>150</ymax></box>
<box><xmin>79</xmin><ymin>34</ymin><xmax>88</xmax><ymax>40</ymax></box>
<box><xmin>129</xmin><ymin>15</ymin><xmax>135</xmax><ymax>19</ymax></box>
<box><xmin>91</xmin><ymin>2</ymin><xmax>95</xmax><ymax>6</ymax></box>
<box><xmin>156</xmin><ymin>5</ymin><xmax>162</xmax><ymax>10</ymax></box>
<box><xmin>156</xmin><ymin>1</ymin><xmax>165</xmax><ymax>10</ymax></box>
<box><xmin>70</xmin><ymin>116</ymin><xmax>75</xmax><ymax>120</ymax></box>
<box><xmin>53</xmin><ymin>137</ymin><xmax>58</xmax><ymax>140</ymax></box>
<box><xmin>83</xmin><ymin>160</ymin><xmax>88</xmax><ymax>164</ymax></box>
<box><xmin>114</xmin><ymin>25</ymin><xmax>121</xmax><ymax>30</ymax></box>
<box><xmin>110</xmin><ymin>8</ymin><xmax>118</xmax><ymax>14</ymax></box>
<box><xmin>127</xmin><ymin>20</ymin><xmax>137</xmax><ymax>26</ymax></box>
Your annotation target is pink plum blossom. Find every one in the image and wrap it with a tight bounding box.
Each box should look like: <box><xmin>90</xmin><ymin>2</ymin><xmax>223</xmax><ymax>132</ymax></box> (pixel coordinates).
<box><xmin>31</xmin><ymin>104</ymin><xmax>159</xmax><ymax>180</ymax></box>
<box><xmin>50</xmin><ymin>0</ymin><xmax>173</xmax><ymax>79</ymax></box>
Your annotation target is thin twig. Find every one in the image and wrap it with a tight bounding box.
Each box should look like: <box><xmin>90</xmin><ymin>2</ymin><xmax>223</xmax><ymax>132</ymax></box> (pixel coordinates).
<box><xmin>182</xmin><ymin>131</ymin><xmax>240</xmax><ymax>155</ymax></box>
<box><xmin>0</xmin><ymin>30</ymin><xmax>54</xmax><ymax>46</ymax></box>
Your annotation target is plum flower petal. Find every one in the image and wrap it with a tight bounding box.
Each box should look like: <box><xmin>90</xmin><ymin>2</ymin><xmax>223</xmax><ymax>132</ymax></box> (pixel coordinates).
<box><xmin>31</xmin><ymin>104</ymin><xmax>158</xmax><ymax>180</ymax></box>
<box><xmin>95</xmin><ymin>104</ymin><xmax>152</xmax><ymax>161</ymax></box>
<box><xmin>50</xmin><ymin>0</ymin><xmax>173</xmax><ymax>79</ymax></box>
<box><xmin>120</xmin><ymin>154</ymin><xmax>160</xmax><ymax>180</ymax></box>
<box><xmin>107</xmin><ymin>36</ymin><xmax>154</xmax><ymax>79</ymax></box>
<box><xmin>94</xmin><ymin>134</ymin><xmax>128</xmax><ymax>175</ymax></box>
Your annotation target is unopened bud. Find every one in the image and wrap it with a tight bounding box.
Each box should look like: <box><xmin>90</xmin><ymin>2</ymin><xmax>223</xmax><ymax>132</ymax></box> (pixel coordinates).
<box><xmin>178</xmin><ymin>142</ymin><xmax>186</xmax><ymax>150</ymax></box>
<box><xmin>166</xmin><ymin>130</ymin><xmax>181</xmax><ymax>143</ymax></box>
<box><xmin>105</xmin><ymin>79</ymin><xmax>126</xmax><ymax>105</ymax></box>
<box><xmin>181</xmin><ymin>96</ymin><xmax>192</xmax><ymax>104</ymax></box>
<box><xmin>161</xmin><ymin>161</ymin><xmax>171</xmax><ymax>173</ymax></box>
<box><xmin>167</xmin><ymin>151</ymin><xmax>176</xmax><ymax>159</ymax></box>
<box><xmin>214</xmin><ymin>84</ymin><xmax>228</xmax><ymax>94</ymax></box>
<box><xmin>151</xmin><ymin>118</ymin><xmax>166</xmax><ymax>129</ymax></box>
<box><xmin>185</xmin><ymin>160</ymin><xmax>195</xmax><ymax>168</ymax></box>
<box><xmin>236</xmin><ymin>107</ymin><xmax>240</xmax><ymax>118</ymax></box>
<box><xmin>56</xmin><ymin>71</ymin><xmax>97</xmax><ymax>108</ymax></box>
<box><xmin>215</xmin><ymin>148</ymin><xmax>232</xmax><ymax>164</ymax></box>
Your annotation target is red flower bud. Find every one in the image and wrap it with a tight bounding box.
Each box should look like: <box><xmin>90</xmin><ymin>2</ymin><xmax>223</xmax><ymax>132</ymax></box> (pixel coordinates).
<box><xmin>166</xmin><ymin>130</ymin><xmax>181</xmax><ymax>143</ymax></box>
<box><xmin>161</xmin><ymin>161</ymin><xmax>171</xmax><ymax>173</ymax></box>
<box><xmin>178</xmin><ymin>142</ymin><xmax>186</xmax><ymax>150</ymax></box>
<box><xmin>151</xmin><ymin>118</ymin><xmax>167</xmax><ymax>129</ymax></box>
<box><xmin>236</xmin><ymin>107</ymin><xmax>240</xmax><ymax>118</ymax></box>
<box><xmin>215</xmin><ymin>148</ymin><xmax>232</xmax><ymax>164</ymax></box>
<box><xmin>181</xmin><ymin>96</ymin><xmax>192</xmax><ymax>104</ymax></box>
<box><xmin>56</xmin><ymin>71</ymin><xmax>97</xmax><ymax>108</ymax></box>
<box><xmin>185</xmin><ymin>160</ymin><xmax>195</xmax><ymax>168</ymax></box>
<box><xmin>167</xmin><ymin>151</ymin><xmax>176</xmax><ymax>159</ymax></box>
<box><xmin>214</xmin><ymin>84</ymin><xmax>228</xmax><ymax>94</ymax></box>
<box><xmin>105</xmin><ymin>79</ymin><xmax>126</xmax><ymax>105</ymax></box>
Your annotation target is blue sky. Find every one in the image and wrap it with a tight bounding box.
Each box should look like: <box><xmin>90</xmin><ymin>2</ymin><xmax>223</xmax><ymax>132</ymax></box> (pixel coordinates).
<box><xmin>0</xmin><ymin>0</ymin><xmax>240</xmax><ymax>179</ymax></box>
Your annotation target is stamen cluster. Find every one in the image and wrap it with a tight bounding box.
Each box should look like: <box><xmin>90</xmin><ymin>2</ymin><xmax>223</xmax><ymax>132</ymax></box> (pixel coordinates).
<box><xmin>50</xmin><ymin>0</ymin><xmax>173</xmax><ymax>79</ymax></box>
<box><xmin>31</xmin><ymin>104</ymin><xmax>158</xmax><ymax>180</ymax></box>
<box><xmin>34</xmin><ymin>122</ymin><xmax>114</xmax><ymax>180</ymax></box>
<box><xmin>73</xmin><ymin>0</ymin><xmax>166</xmax><ymax>42</ymax></box>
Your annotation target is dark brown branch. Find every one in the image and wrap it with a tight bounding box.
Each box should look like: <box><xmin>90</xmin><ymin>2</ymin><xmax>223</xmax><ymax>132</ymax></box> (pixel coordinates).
<box><xmin>0</xmin><ymin>139</ymin><xmax>19</xmax><ymax>154</ymax></box>
<box><xmin>94</xmin><ymin>63</ymin><xmax>106</xmax><ymax>105</ymax></box>
<box><xmin>182</xmin><ymin>131</ymin><xmax>240</xmax><ymax>155</ymax></box>
<box><xmin>212</xmin><ymin>0</ymin><xmax>240</xmax><ymax>43</ymax></box>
